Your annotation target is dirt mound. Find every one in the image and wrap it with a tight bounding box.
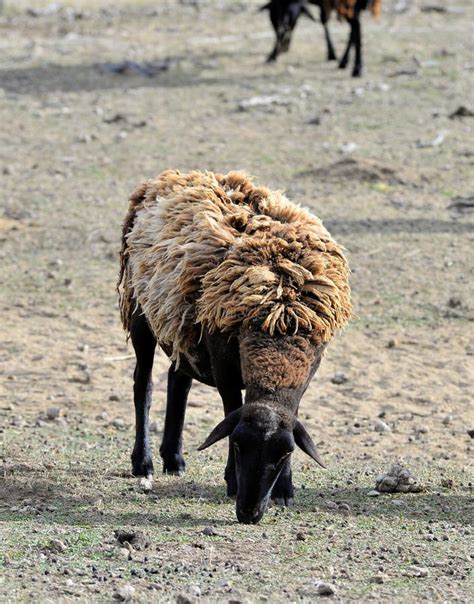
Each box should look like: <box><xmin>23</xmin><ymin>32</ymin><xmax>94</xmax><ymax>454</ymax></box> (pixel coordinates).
<box><xmin>302</xmin><ymin>158</ymin><xmax>421</xmax><ymax>185</ymax></box>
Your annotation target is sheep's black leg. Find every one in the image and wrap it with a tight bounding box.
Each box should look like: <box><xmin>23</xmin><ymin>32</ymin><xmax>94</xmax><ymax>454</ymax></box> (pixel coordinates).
<box><xmin>271</xmin><ymin>459</ymin><xmax>294</xmax><ymax>506</ymax></box>
<box><xmin>214</xmin><ymin>382</ymin><xmax>242</xmax><ymax>497</ymax></box>
<box><xmin>351</xmin><ymin>15</ymin><xmax>362</xmax><ymax>77</ymax></box>
<box><xmin>130</xmin><ymin>311</ymin><xmax>156</xmax><ymax>482</ymax></box>
<box><xmin>320</xmin><ymin>7</ymin><xmax>337</xmax><ymax>61</ymax></box>
<box><xmin>338</xmin><ymin>18</ymin><xmax>356</xmax><ymax>70</ymax></box>
<box><xmin>159</xmin><ymin>364</ymin><xmax>192</xmax><ymax>475</ymax></box>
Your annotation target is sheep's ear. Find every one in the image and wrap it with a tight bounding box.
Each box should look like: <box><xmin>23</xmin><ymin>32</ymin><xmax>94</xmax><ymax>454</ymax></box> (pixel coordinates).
<box><xmin>293</xmin><ymin>420</ymin><xmax>326</xmax><ymax>468</ymax></box>
<box><xmin>197</xmin><ymin>409</ymin><xmax>242</xmax><ymax>451</ymax></box>
<box><xmin>301</xmin><ymin>5</ymin><xmax>316</xmax><ymax>22</ymax></box>
<box><xmin>258</xmin><ymin>2</ymin><xmax>272</xmax><ymax>11</ymax></box>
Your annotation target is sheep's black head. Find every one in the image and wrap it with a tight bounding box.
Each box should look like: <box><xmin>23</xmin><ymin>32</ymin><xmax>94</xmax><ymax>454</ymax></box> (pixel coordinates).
<box><xmin>198</xmin><ymin>403</ymin><xmax>324</xmax><ymax>524</ymax></box>
<box><xmin>260</xmin><ymin>0</ymin><xmax>316</xmax><ymax>60</ymax></box>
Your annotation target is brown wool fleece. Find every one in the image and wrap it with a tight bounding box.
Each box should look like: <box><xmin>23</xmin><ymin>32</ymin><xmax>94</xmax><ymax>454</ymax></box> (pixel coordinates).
<box><xmin>118</xmin><ymin>170</ymin><xmax>351</xmax><ymax>366</ymax></box>
<box><xmin>330</xmin><ymin>0</ymin><xmax>382</xmax><ymax>20</ymax></box>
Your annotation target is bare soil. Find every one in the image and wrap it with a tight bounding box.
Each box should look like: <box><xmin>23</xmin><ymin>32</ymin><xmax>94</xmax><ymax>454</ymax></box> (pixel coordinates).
<box><xmin>1</xmin><ymin>1</ymin><xmax>473</xmax><ymax>602</ymax></box>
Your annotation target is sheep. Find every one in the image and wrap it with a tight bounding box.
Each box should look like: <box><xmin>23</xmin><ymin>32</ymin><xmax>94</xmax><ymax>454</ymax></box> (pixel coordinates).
<box><xmin>260</xmin><ymin>0</ymin><xmax>382</xmax><ymax>77</ymax></box>
<box><xmin>118</xmin><ymin>169</ymin><xmax>351</xmax><ymax>523</ymax></box>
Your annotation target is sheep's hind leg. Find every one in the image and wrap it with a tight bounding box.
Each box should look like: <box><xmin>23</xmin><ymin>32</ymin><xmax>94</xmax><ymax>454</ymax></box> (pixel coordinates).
<box><xmin>159</xmin><ymin>364</ymin><xmax>192</xmax><ymax>475</ymax></box>
<box><xmin>130</xmin><ymin>310</ymin><xmax>156</xmax><ymax>491</ymax></box>
<box><xmin>338</xmin><ymin>18</ymin><xmax>356</xmax><ymax>70</ymax></box>
<box><xmin>271</xmin><ymin>459</ymin><xmax>294</xmax><ymax>506</ymax></box>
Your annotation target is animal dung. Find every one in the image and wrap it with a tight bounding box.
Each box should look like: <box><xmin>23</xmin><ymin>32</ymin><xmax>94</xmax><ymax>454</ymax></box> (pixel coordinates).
<box><xmin>375</xmin><ymin>464</ymin><xmax>423</xmax><ymax>494</ymax></box>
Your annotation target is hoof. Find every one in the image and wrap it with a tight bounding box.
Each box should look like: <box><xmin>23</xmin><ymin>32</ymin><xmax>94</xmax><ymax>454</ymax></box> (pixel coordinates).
<box><xmin>352</xmin><ymin>67</ymin><xmax>362</xmax><ymax>77</ymax></box>
<box><xmin>338</xmin><ymin>60</ymin><xmax>348</xmax><ymax>70</ymax></box>
<box><xmin>131</xmin><ymin>453</ymin><xmax>154</xmax><ymax>479</ymax></box>
<box><xmin>139</xmin><ymin>474</ymin><xmax>153</xmax><ymax>492</ymax></box>
<box><xmin>161</xmin><ymin>453</ymin><xmax>186</xmax><ymax>476</ymax></box>
<box><xmin>328</xmin><ymin>54</ymin><xmax>337</xmax><ymax>62</ymax></box>
<box><xmin>272</xmin><ymin>496</ymin><xmax>294</xmax><ymax>507</ymax></box>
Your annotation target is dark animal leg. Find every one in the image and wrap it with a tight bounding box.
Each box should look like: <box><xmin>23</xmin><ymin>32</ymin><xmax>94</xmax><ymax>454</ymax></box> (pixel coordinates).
<box><xmin>271</xmin><ymin>459</ymin><xmax>294</xmax><ymax>506</ymax></box>
<box><xmin>130</xmin><ymin>311</ymin><xmax>156</xmax><ymax>482</ymax></box>
<box><xmin>351</xmin><ymin>15</ymin><xmax>362</xmax><ymax>77</ymax></box>
<box><xmin>159</xmin><ymin>364</ymin><xmax>192</xmax><ymax>475</ymax></box>
<box><xmin>320</xmin><ymin>7</ymin><xmax>337</xmax><ymax>61</ymax></box>
<box><xmin>217</xmin><ymin>383</ymin><xmax>243</xmax><ymax>497</ymax></box>
<box><xmin>338</xmin><ymin>18</ymin><xmax>356</xmax><ymax>69</ymax></box>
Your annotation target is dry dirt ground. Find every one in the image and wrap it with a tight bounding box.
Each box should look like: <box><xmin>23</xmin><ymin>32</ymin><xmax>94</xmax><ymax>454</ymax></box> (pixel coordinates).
<box><xmin>1</xmin><ymin>0</ymin><xmax>473</xmax><ymax>602</ymax></box>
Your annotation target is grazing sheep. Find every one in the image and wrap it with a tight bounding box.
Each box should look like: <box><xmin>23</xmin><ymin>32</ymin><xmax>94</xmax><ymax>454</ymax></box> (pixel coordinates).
<box><xmin>261</xmin><ymin>0</ymin><xmax>382</xmax><ymax>76</ymax></box>
<box><xmin>118</xmin><ymin>170</ymin><xmax>351</xmax><ymax>523</ymax></box>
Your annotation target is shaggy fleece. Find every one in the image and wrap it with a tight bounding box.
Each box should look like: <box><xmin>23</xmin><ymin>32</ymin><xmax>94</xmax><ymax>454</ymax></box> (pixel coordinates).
<box><xmin>118</xmin><ymin>170</ymin><xmax>351</xmax><ymax>365</ymax></box>
<box><xmin>332</xmin><ymin>0</ymin><xmax>381</xmax><ymax>20</ymax></box>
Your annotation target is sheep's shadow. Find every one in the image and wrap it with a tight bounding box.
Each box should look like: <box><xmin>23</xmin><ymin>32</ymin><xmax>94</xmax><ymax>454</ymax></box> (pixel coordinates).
<box><xmin>325</xmin><ymin>218</ymin><xmax>474</xmax><ymax>236</ymax></box>
<box><xmin>0</xmin><ymin>53</ymin><xmax>271</xmax><ymax>96</ymax></box>
<box><xmin>2</xmin><ymin>466</ymin><xmax>472</xmax><ymax>528</ymax></box>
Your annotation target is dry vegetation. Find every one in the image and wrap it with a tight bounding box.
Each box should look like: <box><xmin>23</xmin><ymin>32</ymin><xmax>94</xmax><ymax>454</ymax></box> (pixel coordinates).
<box><xmin>0</xmin><ymin>0</ymin><xmax>473</xmax><ymax>602</ymax></box>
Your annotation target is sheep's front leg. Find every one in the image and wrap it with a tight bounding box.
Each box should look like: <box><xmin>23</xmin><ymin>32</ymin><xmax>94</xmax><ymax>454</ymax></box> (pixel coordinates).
<box><xmin>159</xmin><ymin>364</ymin><xmax>192</xmax><ymax>475</ymax></box>
<box><xmin>338</xmin><ymin>18</ymin><xmax>356</xmax><ymax>70</ymax></box>
<box><xmin>130</xmin><ymin>311</ymin><xmax>156</xmax><ymax>488</ymax></box>
<box><xmin>271</xmin><ymin>459</ymin><xmax>294</xmax><ymax>506</ymax></box>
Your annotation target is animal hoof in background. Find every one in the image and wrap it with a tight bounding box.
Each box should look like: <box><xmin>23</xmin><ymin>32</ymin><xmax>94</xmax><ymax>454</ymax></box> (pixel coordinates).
<box><xmin>272</xmin><ymin>496</ymin><xmax>294</xmax><ymax>507</ymax></box>
<box><xmin>161</xmin><ymin>453</ymin><xmax>186</xmax><ymax>476</ymax></box>
<box><xmin>352</xmin><ymin>66</ymin><xmax>362</xmax><ymax>77</ymax></box>
<box><xmin>338</xmin><ymin>59</ymin><xmax>348</xmax><ymax>70</ymax></box>
<box><xmin>328</xmin><ymin>53</ymin><xmax>337</xmax><ymax>61</ymax></box>
<box><xmin>266</xmin><ymin>52</ymin><xmax>277</xmax><ymax>63</ymax></box>
<box><xmin>131</xmin><ymin>453</ymin><xmax>154</xmax><ymax>479</ymax></box>
<box><xmin>139</xmin><ymin>474</ymin><xmax>153</xmax><ymax>492</ymax></box>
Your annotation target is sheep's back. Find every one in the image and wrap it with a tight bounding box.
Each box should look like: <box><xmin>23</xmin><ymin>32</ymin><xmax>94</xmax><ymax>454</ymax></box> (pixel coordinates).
<box><xmin>118</xmin><ymin>170</ymin><xmax>351</xmax><ymax>365</ymax></box>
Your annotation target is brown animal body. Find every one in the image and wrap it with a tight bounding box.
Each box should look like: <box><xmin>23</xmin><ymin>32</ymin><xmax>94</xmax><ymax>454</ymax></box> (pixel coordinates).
<box><xmin>261</xmin><ymin>0</ymin><xmax>381</xmax><ymax>76</ymax></box>
<box><xmin>118</xmin><ymin>169</ymin><xmax>351</xmax><ymax>523</ymax></box>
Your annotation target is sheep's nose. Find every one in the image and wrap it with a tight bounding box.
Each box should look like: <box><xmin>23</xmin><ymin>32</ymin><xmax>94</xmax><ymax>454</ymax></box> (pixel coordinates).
<box><xmin>236</xmin><ymin>507</ymin><xmax>262</xmax><ymax>524</ymax></box>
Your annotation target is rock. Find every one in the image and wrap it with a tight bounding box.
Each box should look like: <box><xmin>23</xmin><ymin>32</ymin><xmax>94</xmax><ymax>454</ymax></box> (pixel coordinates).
<box><xmin>442</xmin><ymin>414</ymin><xmax>453</xmax><ymax>425</ymax></box>
<box><xmin>386</xmin><ymin>338</ymin><xmax>399</xmax><ymax>348</ymax></box>
<box><xmin>46</xmin><ymin>539</ymin><xmax>67</xmax><ymax>553</ymax></box>
<box><xmin>111</xmin><ymin>418</ymin><xmax>126</xmax><ymax>430</ymax></box>
<box><xmin>115</xmin><ymin>530</ymin><xmax>149</xmax><ymax>551</ymax></box>
<box><xmin>375</xmin><ymin>464</ymin><xmax>423</xmax><ymax>493</ymax></box>
<box><xmin>315</xmin><ymin>581</ymin><xmax>336</xmax><ymax>596</ymax></box>
<box><xmin>109</xmin><ymin>393</ymin><xmax>121</xmax><ymax>402</ymax></box>
<box><xmin>113</xmin><ymin>585</ymin><xmax>136</xmax><ymax>601</ymax></box>
<box><xmin>416</xmin><ymin>131</ymin><xmax>446</xmax><ymax>148</ymax></box>
<box><xmin>467</xmin><ymin>429</ymin><xmax>474</xmax><ymax>439</ymax></box>
<box><xmin>96</xmin><ymin>411</ymin><xmax>109</xmax><ymax>422</ymax></box>
<box><xmin>374</xmin><ymin>419</ymin><xmax>392</xmax><ymax>433</ymax></box>
<box><xmin>46</xmin><ymin>407</ymin><xmax>60</xmax><ymax>420</ymax></box>
<box><xmin>118</xmin><ymin>547</ymin><xmax>130</xmax><ymax>559</ymax></box>
<box><xmin>369</xmin><ymin>574</ymin><xmax>386</xmax><ymax>584</ymax></box>
<box><xmin>368</xmin><ymin>490</ymin><xmax>380</xmax><ymax>497</ymax></box>
<box><xmin>407</xmin><ymin>566</ymin><xmax>429</xmax><ymax>578</ymax></box>
<box><xmin>238</xmin><ymin>95</ymin><xmax>291</xmax><ymax>111</ymax></box>
<box><xmin>326</xmin><ymin>501</ymin><xmax>338</xmax><ymax>510</ymax></box>
<box><xmin>296</xmin><ymin>532</ymin><xmax>306</xmax><ymax>541</ymax></box>
<box><xmin>449</xmin><ymin>105</ymin><xmax>474</xmax><ymax>119</ymax></box>
<box><xmin>331</xmin><ymin>372</ymin><xmax>348</xmax><ymax>385</ymax></box>
<box><xmin>149</xmin><ymin>421</ymin><xmax>160</xmax><ymax>433</ymax></box>
<box><xmin>338</xmin><ymin>503</ymin><xmax>351</xmax><ymax>515</ymax></box>
<box><xmin>202</xmin><ymin>526</ymin><xmax>217</xmax><ymax>536</ymax></box>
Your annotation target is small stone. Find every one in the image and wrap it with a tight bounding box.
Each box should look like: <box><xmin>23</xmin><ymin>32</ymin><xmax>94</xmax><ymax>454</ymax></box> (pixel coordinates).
<box><xmin>296</xmin><ymin>532</ymin><xmax>306</xmax><ymax>541</ymax></box>
<box><xmin>386</xmin><ymin>338</ymin><xmax>399</xmax><ymax>348</ymax></box>
<box><xmin>111</xmin><ymin>418</ymin><xmax>126</xmax><ymax>430</ymax></box>
<box><xmin>315</xmin><ymin>581</ymin><xmax>336</xmax><ymax>596</ymax></box>
<box><xmin>338</xmin><ymin>503</ymin><xmax>351</xmax><ymax>514</ymax></box>
<box><xmin>369</xmin><ymin>574</ymin><xmax>386</xmax><ymax>584</ymax></box>
<box><xmin>326</xmin><ymin>501</ymin><xmax>338</xmax><ymax>510</ymax></box>
<box><xmin>202</xmin><ymin>526</ymin><xmax>217</xmax><ymax>536</ymax></box>
<box><xmin>408</xmin><ymin>565</ymin><xmax>429</xmax><ymax>578</ymax></box>
<box><xmin>96</xmin><ymin>411</ymin><xmax>109</xmax><ymax>422</ymax></box>
<box><xmin>113</xmin><ymin>585</ymin><xmax>135</xmax><ymax>601</ymax></box>
<box><xmin>331</xmin><ymin>372</ymin><xmax>348</xmax><ymax>385</ymax></box>
<box><xmin>109</xmin><ymin>393</ymin><xmax>121</xmax><ymax>402</ymax></box>
<box><xmin>374</xmin><ymin>419</ymin><xmax>392</xmax><ymax>433</ymax></box>
<box><xmin>46</xmin><ymin>407</ymin><xmax>60</xmax><ymax>420</ymax></box>
<box><xmin>118</xmin><ymin>547</ymin><xmax>130</xmax><ymax>558</ymax></box>
<box><xmin>149</xmin><ymin>421</ymin><xmax>160</xmax><ymax>433</ymax></box>
<box><xmin>46</xmin><ymin>539</ymin><xmax>67</xmax><ymax>553</ymax></box>
<box><xmin>368</xmin><ymin>490</ymin><xmax>380</xmax><ymax>497</ymax></box>
<box><xmin>442</xmin><ymin>414</ymin><xmax>453</xmax><ymax>425</ymax></box>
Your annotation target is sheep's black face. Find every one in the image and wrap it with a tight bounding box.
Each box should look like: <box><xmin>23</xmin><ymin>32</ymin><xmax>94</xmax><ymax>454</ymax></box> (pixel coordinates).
<box><xmin>198</xmin><ymin>403</ymin><xmax>325</xmax><ymax>524</ymax></box>
<box><xmin>232</xmin><ymin>422</ymin><xmax>294</xmax><ymax>524</ymax></box>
